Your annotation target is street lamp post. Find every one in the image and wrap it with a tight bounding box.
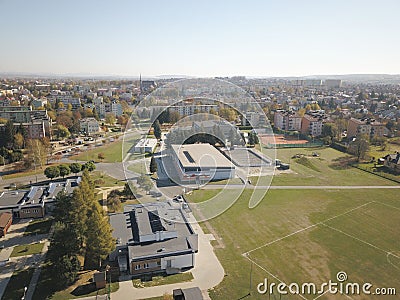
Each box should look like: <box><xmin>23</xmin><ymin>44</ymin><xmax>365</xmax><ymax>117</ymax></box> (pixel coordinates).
<box><xmin>21</xmin><ymin>286</ymin><xmax>27</xmax><ymax>299</ymax></box>
<box><xmin>106</xmin><ymin>265</ymin><xmax>111</xmax><ymax>300</ymax></box>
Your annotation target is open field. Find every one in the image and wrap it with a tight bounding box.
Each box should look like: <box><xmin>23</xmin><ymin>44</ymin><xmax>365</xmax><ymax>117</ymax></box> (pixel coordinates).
<box><xmin>251</xmin><ymin>147</ymin><xmax>397</xmax><ymax>186</ymax></box>
<box><xmin>186</xmin><ymin>188</ymin><xmax>400</xmax><ymax>299</ymax></box>
<box><xmin>70</xmin><ymin>133</ymin><xmax>140</xmax><ymax>163</ymax></box>
<box><xmin>10</xmin><ymin>242</ymin><xmax>45</xmax><ymax>257</ymax></box>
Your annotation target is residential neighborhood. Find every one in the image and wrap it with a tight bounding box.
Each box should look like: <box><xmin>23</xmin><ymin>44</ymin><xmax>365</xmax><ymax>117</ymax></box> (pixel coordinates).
<box><xmin>1</xmin><ymin>1</ymin><xmax>400</xmax><ymax>299</ymax></box>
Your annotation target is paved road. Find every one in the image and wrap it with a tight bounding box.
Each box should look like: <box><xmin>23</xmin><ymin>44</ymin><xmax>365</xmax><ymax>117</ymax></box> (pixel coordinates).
<box><xmin>201</xmin><ymin>184</ymin><xmax>400</xmax><ymax>190</ymax></box>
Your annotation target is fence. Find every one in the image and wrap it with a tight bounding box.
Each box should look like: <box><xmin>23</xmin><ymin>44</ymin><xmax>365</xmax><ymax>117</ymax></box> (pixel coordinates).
<box><xmin>353</xmin><ymin>164</ymin><xmax>400</xmax><ymax>184</ymax></box>
<box><xmin>266</xmin><ymin>141</ymin><xmax>324</xmax><ymax>149</ymax></box>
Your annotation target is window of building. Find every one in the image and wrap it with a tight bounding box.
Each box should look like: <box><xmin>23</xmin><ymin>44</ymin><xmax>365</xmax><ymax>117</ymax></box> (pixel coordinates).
<box><xmin>134</xmin><ymin>264</ymin><xmax>141</xmax><ymax>270</ymax></box>
<box><xmin>144</xmin><ymin>263</ymin><xmax>149</xmax><ymax>269</ymax></box>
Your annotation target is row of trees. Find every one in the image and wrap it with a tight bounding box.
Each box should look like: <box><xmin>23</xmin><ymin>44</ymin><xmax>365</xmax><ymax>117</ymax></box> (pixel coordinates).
<box><xmin>44</xmin><ymin>161</ymin><xmax>96</xmax><ymax>180</ymax></box>
<box><xmin>47</xmin><ymin>170</ymin><xmax>115</xmax><ymax>287</ymax></box>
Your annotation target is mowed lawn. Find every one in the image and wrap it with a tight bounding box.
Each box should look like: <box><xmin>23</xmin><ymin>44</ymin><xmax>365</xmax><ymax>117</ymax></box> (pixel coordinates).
<box><xmin>189</xmin><ymin>188</ymin><xmax>400</xmax><ymax>300</ymax></box>
<box><xmin>70</xmin><ymin>134</ymin><xmax>139</xmax><ymax>163</ymax></box>
<box><xmin>253</xmin><ymin>147</ymin><xmax>397</xmax><ymax>186</ymax></box>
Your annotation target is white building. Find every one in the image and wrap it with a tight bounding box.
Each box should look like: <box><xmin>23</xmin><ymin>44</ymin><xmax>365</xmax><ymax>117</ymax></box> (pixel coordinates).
<box><xmin>241</xmin><ymin>111</ymin><xmax>267</xmax><ymax>127</ymax></box>
<box><xmin>80</xmin><ymin>117</ymin><xmax>100</xmax><ymax>135</ymax></box>
<box><xmin>133</xmin><ymin>138</ymin><xmax>158</xmax><ymax>153</ymax></box>
<box><xmin>170</xmin><ymin>143</ymin><xmax>235</xmax><ymax>182</ymax></box>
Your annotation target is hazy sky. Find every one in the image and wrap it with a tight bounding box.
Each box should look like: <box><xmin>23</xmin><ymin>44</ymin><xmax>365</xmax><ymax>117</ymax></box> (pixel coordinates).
<box><xmin>0</xmin><ymin>0</ymin><xmax>399</xmax><ymax>77</ymax></box>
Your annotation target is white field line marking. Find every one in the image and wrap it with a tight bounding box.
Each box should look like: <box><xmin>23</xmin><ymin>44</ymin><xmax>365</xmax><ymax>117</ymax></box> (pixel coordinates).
<box><xmin>374</xmin><ymin>201</ymin><xmax>400</xmax><ymax>212</ymax></box>
<box><xmin>242</xmin><ymin>253</ymin><xmax>308</xmax><ymax>300</ymax></box>
<box><xmin>242</xmin><ymin>200</ymin><xmax>398</xmax><ymax>300</ymax></box>
<box><xmin>386</xmin><ymin>253</ymin><xmax>400</xmax><ymax>271</ymax></box>
<box><xmin>243</xmin><ymin>201</ymin><xmax>374</xmax><ymax>256</ymax></box>
<box><xmin>244</xmin><ymin>252</ymin><xmax>355</xmax><ymax>300</ymax></box>
<box><xmin>321</xmin><ymin>223</ymin><xmax>400</xmax><ymax>260</ymax></box>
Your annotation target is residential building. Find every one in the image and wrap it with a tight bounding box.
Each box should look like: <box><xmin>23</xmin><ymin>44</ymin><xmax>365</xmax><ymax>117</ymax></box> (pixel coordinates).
<box><xmin>0</xmin><ymin>106</ymin><xmax>52</xmax><ymax>137</ymax></box>
<box><xmin>300</xmin><ymin>112</ymin><xmax>331</xmax><ymax>137</ymax></box>
<box><xmin>0</xmin><ymin>212</ymin><xmax>12</xmax><ymax>237</ymax></box>
<box><xmin>347</xmin><ymin>118</ymin><xmax>386</xmax><ymax>139</ymax></box>
<box><xmin>168</xmin><ymin>103</ymin><xmax>218</xmax><ymax>116</ymax></box>
<box><xmin>47</xmin><ymin>94</ymin><xmax>81</xmax><ymax>109</ymax></box>
<box><xmin>383</xmin><ymin>153</ymin><xmax>400</xmax><ymax>174</ymax></box>
<box><xmin>80</xmin><ymin>117</ymin><xmax>100</xmax><ymax>135</ymax></box>
<box><xmin>241</xmin><ymin>111</ymin><xmax>267</xmax><ymax>127</ymax></box>
<box><xmin>325</xmin><ymin>79</ymin><xmax>342</xmax><ymax>89</ymax></box>
<box><xmin>31</xmin><ymin>98</ymin><xmax>48</xmax><ymax>109</ymax></box>
<box><xmin>109</xmin><ymin>202</ymin><xmax>198</xmax><ymax>275</ymax></box>
<box><xmin>274</xmin><ymin>110</ymin><xmax>302</xmax><ymax>131</ymax></box>
<box><xmin>94</xmin><ymin>99</ymin><xmax>123</xmax><ymax>118</ymax></box>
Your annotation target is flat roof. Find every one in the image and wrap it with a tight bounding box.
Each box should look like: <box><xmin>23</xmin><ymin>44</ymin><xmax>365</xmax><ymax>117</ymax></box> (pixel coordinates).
<box><xmin>128</xmin><ymin>236</ymin><xmax>191</xmax><ymax>261</ymax></box>
<box><xmin>0</xmin><ymin>212</ymin><xmax>12</xmax><ymax>228</ymax></box>
<box><xmin>0</xmin><ymin>191</ymin><xmax>26</xmax><ymax>207</ymax></box>
<box><xmin>171</xmin><ymin>143</ymin><xmax>234</xmax><ymax>169</ymax></box>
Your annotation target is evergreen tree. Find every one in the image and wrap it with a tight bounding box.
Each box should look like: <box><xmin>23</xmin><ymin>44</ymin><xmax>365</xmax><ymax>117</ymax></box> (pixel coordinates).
<box><xmin>85</xmin><ymin>204</ymin><xmax>115</xmax><ymax>269</ymax></box>
<box><xmin>153</xmin><ymin>120</ymin><xmax>162</xmax><ymax>140</ymax></box>
<box><xmin>150</xmin><ymin>155</ymin><xmax>158</xmax><ymax>174</ymax></box>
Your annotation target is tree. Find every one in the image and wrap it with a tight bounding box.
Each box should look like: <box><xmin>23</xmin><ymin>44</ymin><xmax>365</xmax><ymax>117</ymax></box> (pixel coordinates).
<box><xmin>150</xmin><ymin>156</ymin><xmax>158</xmax><ymax>174</ymax></box>
<box><xmin>168</xmin><ymin>111</ymin><xmax>180</xmax><ymax>124</ymax></box>
<box><xmin>55</xmin><ymin>124</ymin><xmax>71</xmax><ymax>140</ymax></box>
<box><xmin>69</xmin><ymin>162</ymin><xmax>82</xmax><ymax>175</ymax></box>
<box><xmin>137</xmin><ymin>174</ymin><xmax>153</xmax><ymax>194</ymax></box>
<box><xmin>321</xmin><ymin>123</ymin><xmax>338</xmax><ymax>143</ymax></box>
<box><xmin>85</xmin><ymin>204</ymin><xmax>115</xmax><ymax>269</ymax></box>
<box><xmin>153</xmin><ymin>120</ymin><xmax>162</xmax><ymax>140</ymax></box>
<box><xmin>97</xmin><ymin>152</ymin><xmax>105</xmax><ymax>161</ymax></box>
<box><xmin>105</xmin><ymin>113</ymin><xmax>116</xmax><ymax>125</ymax></box>
<box><xmin>44</xmin><ymin>166</ymin><xmax>60</xmax><ymax>180</ymax></box>
<box><xmin>13</xmin><ymin>133</ymin><xmax>24</xmax><ymax>149</ymax></box>
<box><xmin>54</xmin><ymin>255</ymin><xmax>81</xmax><ymax>286</ymax></box>
<box><xmin>1</xmin><ymin>120</ymin><xmax>15</xmax><ymax>148</ymax></box>
<box><xmin>82</xmin><ymin>161</ymin><xmax>96</xmax><ymax>172</ymax></box>
<box><xmin>349</xmin><ymin>135</ymin><xmax>370</xmax><ymax>161</ymax></box>
<box><xmin>122</xmin><ymin>182</ymin><xmax>137</xmax><ymax>199</ymax></box>
<box><xmin>26</xmin><ymin>139</ymin><xmax>47</xmax><ymax>169</ymax></box>
<box><xmin>58</xmin><ymin>164</ymin><xmax>71</xmax><ymax>178</ymax></box>
<box><xmin>107</xmin><ymin>195</ymin><xmax>121</xmax><ymax>212</ymax></box>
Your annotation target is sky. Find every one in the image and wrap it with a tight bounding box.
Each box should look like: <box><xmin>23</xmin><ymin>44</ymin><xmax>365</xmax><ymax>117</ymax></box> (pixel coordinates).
<box><xmin>0</xmin><ymin>0</ymin><xmax>399</xmax><ymax>77</ymax></box>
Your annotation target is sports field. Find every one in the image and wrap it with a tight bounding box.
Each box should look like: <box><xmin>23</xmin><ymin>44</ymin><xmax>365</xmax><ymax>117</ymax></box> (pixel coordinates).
<box><xmin>189</xmin><ymin>188</ymin><xmax>400</xmax><ymax>300</ymax></box>
<box><xmin>252</xmin><ymin>147</ymin><xmax>398</xmax><ymax>186</ymax></box>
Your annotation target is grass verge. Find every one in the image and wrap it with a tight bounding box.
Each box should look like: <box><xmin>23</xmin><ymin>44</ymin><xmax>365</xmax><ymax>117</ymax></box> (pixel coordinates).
<box><xmin>10</xmin><ymin>243</ymin><xmax>45</xmax><ymax>257</ymax></box>
<box><xmin>132</xmin><ymin>272</ymin><xmax>194</xmax><ymax>288</ymax></box>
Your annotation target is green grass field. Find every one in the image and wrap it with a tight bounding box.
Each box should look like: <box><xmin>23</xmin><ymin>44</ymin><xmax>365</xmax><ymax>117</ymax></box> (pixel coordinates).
<box><xmin>187</xmin><ymin>188</ymin><xmax>400</xmax><ymax>300</ymax></box>
<box><xmin>10</xmin><ymin>243</ymin><xmax>45</xmax><ymax>257</ymax></box>
<box><xmin>91</xmin><ymin>171</ymin><xmax>123</xmax><ymax>187</ymax></box>
<box><xmin>132</xmin><ymin>272</ymin><xmax>194</xmax><ymax>288</ymax></box>
<box><xmin>24</xmin><ymin>219</ymin><xmax>53</xmax><ymax>236</ymax></box>
<box><xmin>2</xmin><ymin>268</ymin><xmax>34</xmax><ymax>300</ymax></box>
<box><xmin>251</xmin><ymin>147</ymin><xmax>397</xmax><ymax>186</ymax></box>
<box><xmin>70</xmin><ymin>133</ymin><xmax>140</xmax><ymax>163</ymax></box>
